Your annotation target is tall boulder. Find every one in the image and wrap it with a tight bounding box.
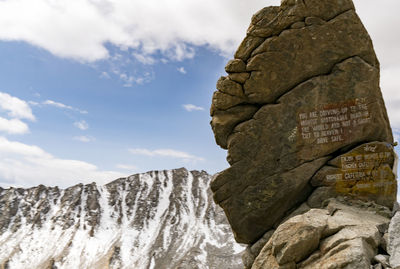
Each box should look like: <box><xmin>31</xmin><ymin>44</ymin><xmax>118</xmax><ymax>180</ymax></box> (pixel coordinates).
<box><xmin>210</xmin><ymin>0</ymin><xmax>395</xmax><ymax>249</ymax></box>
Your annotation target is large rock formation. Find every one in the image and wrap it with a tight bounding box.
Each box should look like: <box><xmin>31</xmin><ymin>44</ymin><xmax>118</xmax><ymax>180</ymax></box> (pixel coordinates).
<box><xmin>210</xmin><ymin>0</ymin><xmax>398</xmax><ymax>268</ymax></box>
<box><xmin>0</xmin><ymin>168</ymin><xmax>243</xmax><ymax>269</ymax></box>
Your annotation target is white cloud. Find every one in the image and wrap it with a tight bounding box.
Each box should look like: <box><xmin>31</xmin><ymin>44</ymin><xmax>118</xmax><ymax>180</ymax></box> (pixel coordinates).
<box><xmin>0</xmin><ymin>118</ymin><xmax>29</xmax><ymax>134</ymax></box>
<box><xmin>28</xmin><ymin>101</ymin><xmax>39</xmax><ymax>106</ymax></box>
<box><xmin>0</xmin><ymin>136</ymin><xmax>125</xmax><ymax>188</ymax></box>
<box><xmin>354</xmin><ymin>0</ymin><xmax>400</xmax><ymax>69</ymax></box>
<box><xmin>42</xmin><ymin>100</ymin><xmax>88</xmax><ymax>114</ymax></box>
<box><xmin>0</xmin><ymin>92</ymin><xmax>35</xmax><ymax>121</ymax></box>
<box><xmin>132</xmin><ymin>53</ymin><xmax>156</xmax><ymax>65</ymax></box>
<box><xmin>0</xmin><ymin>92</ymin><xmax>35</xmax><ymax>135</ymax></box>
<box><xmin>73</xmin><ymin>135</ymin><xmax>95</xmax><ymax>142</ymax></box>
<box><xmin>43</xmin><ymin>100</ymin><xmax>73</xmax><ymax>109</ymax></box>
<box><xmin>129</xmin><ymin>148</ymin><xmax>156</xmax><ymax>156</ymax></box>
<box><xmin>129</xmin><ymin>148</ymin><xmax>204</xmax><ymax>162</ymax></box>
<box><xmin>381</xmin><ymin>67</ymin><xmax>400</xmax><ymax>130</ymax></box>
<box><xmin>100</xmin><ymin>71</ymin><xmax>110</xmax><ymax>79</ymax></box>
<box><xmin>183</xmin><ymin>104</ymin><xmax>204</xmax><ymax>112</ymax></box>
<box><xmin>0</xmin><ymin>0</ymin><xmax>398</xmax><ymax>92</ymax></box>
<box><xmin>0</xmin><ymin>0</ymin><xmax>277</xmax><ymax>62</ymax></box>
<box><xmin>177</xmin><ymin>67</ymin><xmax>186</xmax><ymax>74</ymax></box>
<box><xmin>117</xmin><ymin>71</ymin><xmax>154</xmax><ymax>87</ymax></box>
<box><xmin>74</xmin><ymin>120</ymin><xmax>89</xmax><ymax>130</ymax></box>
<box><xmin>0</xmin><ymin>0</ymin><xmax>397</xmax><ymax>76</ymax></box>
<box><xmin>116</xmin><ymin>164</ymin><xmax>138</xmax><ymax>171</ymax></box>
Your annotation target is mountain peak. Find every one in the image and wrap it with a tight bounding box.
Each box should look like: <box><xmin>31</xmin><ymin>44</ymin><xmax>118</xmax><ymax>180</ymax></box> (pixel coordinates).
<box><xmin>0</xmin><ymin>168</ymin><xmax>243</xmax><ymax>269</ymax></box>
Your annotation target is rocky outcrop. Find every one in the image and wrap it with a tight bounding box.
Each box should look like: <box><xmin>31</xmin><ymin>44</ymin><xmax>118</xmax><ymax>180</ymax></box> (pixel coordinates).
<box><xmin>0</xmin><ymin>168</ymin><xmax>243</xmax><ymax>269</ymax></box>
<box><xmin>211</xmin><ymin>0</ymin><xmax>395</xmax><ymax>244</ymax></box>
<box><xmin>210</xmin><ymin>0</ymin><xmax>398</xmax><ymax>268</ymax></box>
<box><xmin>251</xmin><ymin>198</ymin><xmax>392</xmax><ymax>269</ymax></box>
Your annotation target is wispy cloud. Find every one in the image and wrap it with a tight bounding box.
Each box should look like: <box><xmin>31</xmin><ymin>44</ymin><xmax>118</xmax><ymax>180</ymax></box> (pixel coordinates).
<box><xmin>42</xmin><ymin>100</ymin><xmax>88</xmax><ymax>114</ymax></box>
<box><xmin>0</xmin><ymin>136</ymin><xmax>125</xmax><ymax>188</ymax></box>
<box><xmin>74</xmin><ymin>120</ymin><xmax>89</xmax><ymax>130</ymax></box>
<box><xmin>116</xmin><ymin>164</ymin><xmax>138</xmax><ymax>171</ymax></box>
<box><xmin>177</xmin><ymin>67</ymin><xmax>186</xmax><ymax>74</ymax></box>
<box><xmin>132</xmin><ymin>53</ymin><xmax>156</xmax><ymax>65</ymax></box>
<box><xmin>73</xmin><ymin>135</ymin><xmax>95</xmax><ymax>143</ymax></box>
<box><xmin>118</xmin><ymin>71</ymin><xmax>154</xmax><ymax>87</ymax></box>
<box><xmin>100</xmin><ymin>71</ymin><xmax>110</xmax><ymax>79</ymax></box>
<box><xmin>129</xmin><ymin>148</ymin><xmax>204</xmax><ymax>162</ymax></box>
<box><xmin>183</xmin><ymin>104</ymin><xmax>204</xmax><ymax>112</ymax></box>
<box><xmin>103</xmin><ymin>52</ymin><xmax>157</xmax><ymax>86</ymax></box>
<box><xmin>28</xmin><ymin>101</ymin><xmax>39</xmax><ymax>106</ymax></box>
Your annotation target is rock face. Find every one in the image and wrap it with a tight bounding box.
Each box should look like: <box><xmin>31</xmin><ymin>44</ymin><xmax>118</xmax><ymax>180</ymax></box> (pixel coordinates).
<box><xmin>0</xmin><ymin>168</ymin><xmax>244</xmax><ymax>269</ymax></box>
<box><xmin>210</xmin><ymin>0</ymin><xmax>395</xmax><ymax>246</ymax></box>
<box><xmin>210</xmin><ymin>0</ymin><xmax>399</xmax><ymax>268</ymax></box>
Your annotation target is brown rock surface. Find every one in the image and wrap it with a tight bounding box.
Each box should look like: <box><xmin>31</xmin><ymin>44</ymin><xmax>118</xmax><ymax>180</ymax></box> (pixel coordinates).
<box><xmin>251</xmin><ymin>199</ymin><xmax>390</xmax><ymax>269</ymax></box>
<box><xmin>210</xmin><ymin>0</ymin><xmax>395</xmax><ymax>246</ymax></box>
<box><xmin>311</xmin><ymin>141</ymin><xmax>397</xmax><ymax>208</ymax></box>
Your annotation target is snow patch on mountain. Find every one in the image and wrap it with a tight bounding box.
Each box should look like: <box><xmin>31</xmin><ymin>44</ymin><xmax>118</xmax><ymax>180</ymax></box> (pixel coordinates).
<box><xmin>0</xmin><ymin>168</ymin><xmax>243</xmax><ymax>269</ymax></box>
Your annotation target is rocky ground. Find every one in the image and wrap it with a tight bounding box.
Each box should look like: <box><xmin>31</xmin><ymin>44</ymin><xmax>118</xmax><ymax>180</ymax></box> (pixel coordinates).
<box><xmin>246</xmin><ymin>198</ymin><xmax>400</xmax><ymax>269</ymax></box>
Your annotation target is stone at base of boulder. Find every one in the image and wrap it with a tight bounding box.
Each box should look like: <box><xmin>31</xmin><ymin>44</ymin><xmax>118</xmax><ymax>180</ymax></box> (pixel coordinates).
<box><xmin>307</xmin><ymin>187</ymin><xmax>337</xmax><ymax>208</ymax></box>
<box><xmin>392</xmin><ymin>202</ymin><xmax>400</xmax><ymax>216</ymax></box>
<box><xmin>374</xmin><ymin>254</ymin><xmax>390</xmax><ymax>268</ymax></box>
<box><xmin>243</xmin><ymin>230</ymin><xmax>275</xmax><ymax>269</ymax></box>
<box><xmin>250</xmin><ymin>198</ymin><xmax>391</xmax><ymax>269</ymax></box>
<box><xmin>300</xmin><ymin>237</ymin><xmax>374</xmax><ymax>269</ymax></box>
<box><xmin>388</xmin><ymin>212</ymin><xmax>400</xmax><ymax>268</ymax></box>
<box><xmin>278</xmin><ymin>203</ymin><xmax>311</xmax><ymax>227</ymax></box>
<box><xmin>242</xmin><ymin>247</ymin><xmax>256</xmax><ymax>269</ymax></box>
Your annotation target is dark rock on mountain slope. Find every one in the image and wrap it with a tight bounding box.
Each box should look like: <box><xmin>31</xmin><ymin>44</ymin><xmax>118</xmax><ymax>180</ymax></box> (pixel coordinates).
<box><xmin>0</xmin><ymin>168</ymin><xmax>243</xmax><ymax>269</ymax></box>
<box><xmin>210</xmin><ymin>0</ymin><xmax>399</xmax><ymax>268</ymax></box>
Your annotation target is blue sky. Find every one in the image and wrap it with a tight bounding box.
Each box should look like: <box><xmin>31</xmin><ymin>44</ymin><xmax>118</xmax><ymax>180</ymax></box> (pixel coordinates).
<box><xmin>0</xmin><ymin>0</ymin><xmax>399</xmax><ymax>188</ymax></box>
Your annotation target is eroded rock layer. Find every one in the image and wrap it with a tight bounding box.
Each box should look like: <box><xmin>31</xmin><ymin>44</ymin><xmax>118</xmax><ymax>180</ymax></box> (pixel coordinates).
<box><xmin>210</xmin><ymin>0</ymin><xmax>396</xmax><ymax>251</ymax></box>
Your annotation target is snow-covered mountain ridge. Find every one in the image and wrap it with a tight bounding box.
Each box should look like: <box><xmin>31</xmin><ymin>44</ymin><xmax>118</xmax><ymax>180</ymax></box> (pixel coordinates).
<box><xmin>0</xmin><ymin>168</ymin><xmax>243</xmax><ymax>269</ymax></box>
